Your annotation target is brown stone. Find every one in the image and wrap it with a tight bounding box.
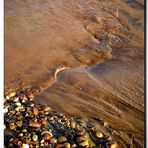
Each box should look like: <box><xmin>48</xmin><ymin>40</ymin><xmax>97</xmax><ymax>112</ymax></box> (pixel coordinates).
<box><xmin>29</xmin><ymin>121</ymin><xmax>40</xmax><ymax>128</ymax></box>
<box><xmin>33</xmin><ymin>107</ymin><xmax>39</xmax><ymax>116</ymax></box>
<box><xmin>42</xmin><ymin>133</ymin><xmax>52</xmax><ymax>141</ymax></box>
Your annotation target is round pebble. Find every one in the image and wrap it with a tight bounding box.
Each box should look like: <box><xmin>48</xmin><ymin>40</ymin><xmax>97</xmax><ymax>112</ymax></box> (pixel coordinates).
<box><xmin>96</xmin><ymin>131</ymin><xmax>103</xmax><ymax>138</ymax></box>
<box><xmin>50</xmin><ymin>138</ymin><xmax>57</xmax><ymax>144</ymax></box>
<box><xmin>42</xmin><ymin>133</ymin><xmax>52</xmax><ymax>141</ymax></box>
<box><xmin>29</xmin><ymin>121</ymin><xmax>40</xmax><ymax>128</ymax></box>
<box><xmin>79</xmin><ymin>140</ymin><xmax>89</xmax><ymax>147</ymax></box>
<box><xmin>110</xmin><ymin>143</ymin><xmax>118</xmax><ymax>148</ymax></box>
<box><xmin>33</xmin><ymin>107</ymin><xmax>39</xmax><ymax>116</ymax></box>
<box><xmin>13</xmin><ymin>97</ymin><xmax>19</xmax><ymax>102</ymax></box>
<box><xmin>63</xmin><ymin>143</ymin><xmax>71</xmax><ymax>148</ymax></box>
<box><xmin>32</xmin><ymin>135</ymin><xmax>38</xmax><ymax>142</ymax></box>
<box><xmin>58</xmin><ymin>136</ymin><xmax>67</xmax><ymax>143</ymax></box>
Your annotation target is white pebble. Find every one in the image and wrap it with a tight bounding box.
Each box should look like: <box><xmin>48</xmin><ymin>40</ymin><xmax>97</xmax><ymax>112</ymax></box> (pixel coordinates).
<box><xmin>15</xmin><ymin>102</ymin><xmax>21</xmax><ymax>107</ymax></box>
<box><xmin>22</xmin><ymin>144</ymin><xmax>29</xmax><ymax>148</ymax></box>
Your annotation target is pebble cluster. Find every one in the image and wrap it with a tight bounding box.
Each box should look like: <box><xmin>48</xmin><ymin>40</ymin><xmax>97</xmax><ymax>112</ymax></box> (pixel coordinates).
<box><xmin>4</xmin><ymin>90</ymin><xmax>118</xmax><ymax>148</ymax></box>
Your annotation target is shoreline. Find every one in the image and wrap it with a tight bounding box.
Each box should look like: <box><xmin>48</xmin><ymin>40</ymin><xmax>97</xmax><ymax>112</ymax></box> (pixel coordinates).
<box><xmin>4</xmin><ymin>89</ymin><xmax>121</xmax><ymax>148</ymax></box>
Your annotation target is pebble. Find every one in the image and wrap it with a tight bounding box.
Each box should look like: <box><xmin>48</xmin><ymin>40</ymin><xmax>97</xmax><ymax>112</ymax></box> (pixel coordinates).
<box><xmin>26</xmin><ymin>92</ymin><xmax>34</xmax><ymax>98</ymax></box>
<box><xmin>63</xmin><ymin>143</ymin><xmax>71</xmax><ymax>148</ymax></box>
<box><xmin>58</xmin><ymin>136</ymin><xmax>67</xmax><ymax>143</ymax></box>
<box><xmin>41</xmin><ymin>131</ymin><xmax>53</xmax><ymax>136</ymax></box>
<box><xmin>29</xmin><ymin>121</ymin><xmax>40</xmax><ymax>128</ymax></box>
<box><xmin>78</xmin><ymin>140</ymin><xmax>89</xmax><ymax>147</ymax></box>
<box><xmin>9</xmin><ymin>92</ymin><xmax>16</xmax><ymax>98</ymax></box>
<box><xmin>70</xmin><ymin>121</ymin><xmax>76</xmax><ymax>129</ymax></box>
<box><xmin>44</xmin><ymin>106</ymin><xmax>52</xmax><ymax>112</ymax></box>
<box><xmin>42</xmin><ymin>133</ymin><xmax>52</xmax><ymax>141</ymax></box>
<box><xmin>15</xmin><ymin>102</ymin><xmax>21</xmax><ymax>107</ymax></box>
<box><xmin>9</xmin><ymin>123</ymin><xmax>16</xmax><ymax>130</ymax></box>
<box><xmin>6</xmin><ymin>95</ymin><xmax>10</xmax><ymax>100</ymax></box>
<box><xmin>21</xmin><ymin>129</ymin><xmax>27</xmax><ymax>133</ymax></box>
<box><xmin>110</xmin><ymin>143</ymin><xmax>118</xmax><ymax>148</ymax></box>
<box><xmin>32</xmin><ymin>135</ymin><xmax>38</xmax><ymax>142</ymax></box>
<box><xmin>71</xmin><ymin>144</ymin><xmax>77</xmax><ymax>147</ymax></box>
<box><xmin>8</xmin><ymin>143</ymin><xmax>13</xmax><ymax>147</ymax></box>
<box><xmin>50</xmin><ymin>138</ymin><xmax>57</xmax><ymax>144</ymax></box>
<box><xmin>49</xmin><ymin>117</ymin><xmax>54</xmax><ymax>121</ymax></box>
<box><xmin>16</xmin><ymin>121</ymin><xmax>22</xmax><ymax>127</ymax></box>
<box><xmin>40</xmin><ymin>118</ymin><xmax>46</xmax><ymax>125</ymax></box>
<box><xmin>18</xmin><ymin>133</ymin><xmax>23</xmax><ymax>137</ymax></box>
<box><xmin>13</xmin><ymin>97</ymin><xmax>19</xmax><ymax>102</ymax></box>
<box><xmin>96</xmin><ymin>131</ymin><xmax>103</xmax><ymax>138</ymax></box>
<box><xmin>22</xmin><ymin>143</ymin><xmax>29</xmax><ymax>148</ymax></box>
<box><xmin>33</xmin><ymin>107</ymin><xmax>39</xmax><ymax>116</ymax></box>
<box><xmin>77</xmin><ymin>136</ymin><xmax>87</xmax><ymax>143</ymax></box>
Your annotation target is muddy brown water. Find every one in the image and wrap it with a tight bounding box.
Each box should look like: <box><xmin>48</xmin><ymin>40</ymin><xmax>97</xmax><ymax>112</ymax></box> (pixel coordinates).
<box><xmin>5</xmin><ymin>0</ymin><xmax>144</xmax><ymax>147</ymax></box>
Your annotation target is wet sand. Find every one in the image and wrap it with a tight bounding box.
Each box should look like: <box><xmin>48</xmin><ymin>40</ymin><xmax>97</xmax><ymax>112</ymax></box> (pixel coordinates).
<box><xmin>5</xmin><ymin>0</ymin><xmax>144</xmax><ymax>147</ymax></box>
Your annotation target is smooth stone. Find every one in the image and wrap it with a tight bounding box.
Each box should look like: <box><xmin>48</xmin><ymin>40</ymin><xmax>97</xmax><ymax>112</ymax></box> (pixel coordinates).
<box><xmin>49</xmin><ymin>117</ymin><xmax>54</xmax><ymax>121</ymax></box>
<box><xmin>8</xmin><ymin>143</ymin><xmax>13</xmax><ymax>148</ymax></box>
<box><xmin>32</xmin><ymin>135</ymin><xmax>38</xmax><ymax>142</ymax></box>
<box><xmin>110</xmin><ymin>143</ymin><xmax>118</xmax><ymax>148</ymax></box>
<box><xmin>104</xmin><ymin>121</ymin><xmax>109</xmax><ymax>127</ymax></box>
<box><xmin>70</xmin><ymin>121</ymin><xmax>76</xmax><ymax>129</ymax></box>
<box><xmin>71</xmin><ymin>144</ymin><xmax>77</xmax><ymax>147</ymax></box>
<box><xmin>18</xmin><ymin>133</ymin><xmax>23</xmax><ymax>137</ymax></box>
<box><xmin>22</xmin><ymin>143</ymin><xmax>29</xmax><ymax>148</ymax></box>
<box><xmin>63</xmin><ymin>143</ymin><xmax>71</xmax><ymax>148</ymax></box>
<box><xmin>44</xmin><ymin>106</ymin><xmax>52</xmax><ymax>112</ymax></box>
<box><xmin>78</xmin><ymin>140</ymin><xmax>89</xmax><ymax>147</ymax></box>
<box><xmin>13</xmin><ymin>97</ymin><xmax>19</xmax><ymax>102</ymax></box>
<box><xmin>50</xmin><ymin>138</ymin><xmax>57</xmax><ymax>144</ymax></box>
<box><xmin>15</xmin><ymin>102</ymin><xmax>21</xmax><ymax>107</ymax></box>
<box><xmin>77</xmin><ymin>136</ymin><xmax>87</xmax><ymax>143</ymax></box>
<box><xmin>41</xmin><ymin>131</ymin><xmax>53</xmax><ymax>136</ymax></box>
<box><xmin>16</xmin><ymin>121</ymin><xmax>22</xmax><ymax>127</ymax></box>
<box><xmin>9</xmin><ymin>92</ymin><xmax>16</xmax><ymax>98</ymax></box>
<box><xmin>42</xmin><ymin>133</ymin><xmax>52</xmax><ymax>141</ymax></box>
<box><xmin>40</xmin><ymin>118</ymin><xmax>46</xmax><ymax>125</ymax></box>
<box><xmin>13</xmin><ymin>97</ymin><xmax>19</xmax><ymax>103</ymax></box>
<box><xmin>96</xmin><ymin>131</ymin><xmax>103</xmax><ymax>138</ymax></box>
<box><xmin>15</xmin><ymin>106</ymin><xmax>23</xmax><ymax>111</ymax></box>
<box><xmin>58</xmin><ymin>136</ymin><xmax>67</xmax><ymax>143</ymax></box>
<box><xmin>6</xmin><ymin>96</ymin><xmax>10</xmax><ymax>100</ymax></box>
<box><xmin>21</xmin><ymin>129</ymin><xmax>27</xmax><ymax>133</ymax></box>
<box><xmin>29</xmin><ymin>121</ymin><xmax>40</xmax><ymax>128</ymax></box>
<box><xmin>9</xmin><ymin>123</ymin><xmax>15</xmax><ymax>130</ymax></box>
<box><xmin>33</xmin><ymin>107</ymin><xmax>39</xmax><ymax>116</ymax></box>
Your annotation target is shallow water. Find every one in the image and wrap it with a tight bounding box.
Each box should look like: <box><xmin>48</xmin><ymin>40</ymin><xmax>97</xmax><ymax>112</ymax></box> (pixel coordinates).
<box><xmin>5</xmin><ymin>0</ymin><xmax>144</xmax><ymax>147</ymax></box>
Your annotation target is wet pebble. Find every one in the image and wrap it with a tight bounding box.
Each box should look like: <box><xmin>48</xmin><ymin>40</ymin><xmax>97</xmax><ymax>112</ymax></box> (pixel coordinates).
<box><xmin>29</xmin><ymin>121</ymin><xmax>40</xmax><ymax>128</ymax></box>
<box><xmin>42</xmin><ymin>133</ymin><xmax>52</xmax><ymax>141</ymax></box>
<box><xmin>32</xmin><ymin>135</ymin><xmax>38</xmax><ymax>142</ymax></box>
<box><xmin>96</xmin><ymin>131</ymin><xmax>103</xmax><ymax>138</ymax></box>
<box><xmin>50</xmin><ymin>138</ymin><xmax>57</xmax><ymax>144</ymax></box>
<box><xmin>8</xmin><ymin>92</ymin><xmax>16</xmax><ymax>98</ymax></box>
<box><xmin>33</xmin><ymin>107</ymin><xmax>39</xmax><ymax>116</ymax></box>
<box><xmin>70</xmin><ymin>121</ymin><xmax>76</xmax><ymax>129</ymax></box>
<box><xmin>63</xmin><ymin>142</ymin><xmax>71</xmax><ymax>148</ymax></box>
<box><xmin>58</xmin><ymin>136</ymin><xmax>67</xmax><ymax>143</ymax></box>
<box><xmin>78</xmin><ymin>140</ymin><xmax>89</xmax><ymax>147</ymax></box>
<box><xmin>13</xmin><ymin>97</ymin><xmax>19</xmax><ymax>102</ymax></box>
<box><xmin>110</xmin><ymin>143</ymin><xmax>118</xmax><ymax>148</ymax></box>
<box><xmin>22</xmin><ymin>143</ymin><xmax>29</xmax><ymax>148</ymax></box>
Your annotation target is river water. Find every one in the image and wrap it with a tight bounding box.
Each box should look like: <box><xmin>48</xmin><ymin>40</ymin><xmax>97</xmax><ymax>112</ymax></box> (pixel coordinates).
<box><xmin>5</xmin><ymin>0</ymin><xmax>144</xmax><ymax>147</ymax></box>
